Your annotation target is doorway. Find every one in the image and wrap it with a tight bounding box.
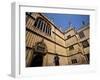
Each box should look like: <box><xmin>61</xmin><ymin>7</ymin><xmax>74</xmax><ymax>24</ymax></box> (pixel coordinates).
<box><xmin>28</xmin><ymin>39</ymin><xmax>47</xmax><ymax>67</ymax></box>
<box><xmin>30</xmin><ymin>53</ymin><xmax>43</xmax><ymax>67</ymax></box>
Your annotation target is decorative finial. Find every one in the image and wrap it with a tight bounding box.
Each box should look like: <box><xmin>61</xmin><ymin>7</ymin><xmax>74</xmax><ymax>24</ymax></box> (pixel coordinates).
<box><xmin>59</xmin><ymin>27</ymin><xmax>62</xmax><ymax>31</ymax></box>
<box><xmin>82</xmin><ymin>21</ymin><xmax>85</xmax><ymax>25</ymax></box>
<box><xmin>68</xmin><ymin>21</ymin><xmax>71</xmax><ymax>27</ymax></box>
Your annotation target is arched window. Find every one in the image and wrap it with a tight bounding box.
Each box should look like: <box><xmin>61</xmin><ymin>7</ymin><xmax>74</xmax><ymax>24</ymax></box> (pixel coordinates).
<box><xmin>34</xmin><ymin>17</ymin><xmax>51</xmax><ymax>36</ymax></box>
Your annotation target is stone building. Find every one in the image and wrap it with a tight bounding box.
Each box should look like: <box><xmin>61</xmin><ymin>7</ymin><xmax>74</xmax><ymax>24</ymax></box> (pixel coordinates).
<box><xmin>25</xmin><ymin>12</ymin><xmax>89</xmax><ymax>67</ymax></box>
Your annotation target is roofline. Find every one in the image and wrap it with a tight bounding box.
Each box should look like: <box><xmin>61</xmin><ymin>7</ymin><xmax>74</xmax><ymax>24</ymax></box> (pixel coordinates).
<box><xmin>37</xmin><ymin>13</ymin><xmax>89</xmax><ymax>35</ymax></box>
<box><xmin>77</xmin><ymin>25</ymin><xmax>89</xmax><ymax>32</ymax></box>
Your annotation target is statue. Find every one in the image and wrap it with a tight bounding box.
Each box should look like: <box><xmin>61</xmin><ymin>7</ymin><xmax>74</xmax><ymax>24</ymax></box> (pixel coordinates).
<box><xmin>54</xmin><ymin>54</ymin><xmax>60</xmax><ymax>66</ymax></box>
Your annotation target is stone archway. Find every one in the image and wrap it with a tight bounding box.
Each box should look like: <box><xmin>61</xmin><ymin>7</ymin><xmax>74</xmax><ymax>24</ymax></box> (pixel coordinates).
<box><xmin>30</xmin><ymin>39</ymin><xmax>47</xmax><ymax>67</ymax></box>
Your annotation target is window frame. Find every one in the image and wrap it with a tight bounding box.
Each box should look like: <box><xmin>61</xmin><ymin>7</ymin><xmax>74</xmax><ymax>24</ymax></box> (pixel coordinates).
<box><xmin>69</xmin><ymin>45</ymin><xmax>74</xmax><ymax>50</ymax></box>
<box><xmin>82</xmin><ymin>40</ymin><xmax>89</xmax><ymax>48</ymax></box>
<box><xmin>71</xmin><ymin>59</ymin><xmax>77</xmax><ymax>64</ymax></box>
<box><xmin>33</xmin><ymin>17</ymin><xmax>52</xmax><ymax>36</ymax></box>
<box><xmin>79</xmin><ymin>31</ymin><xmax>85</xmax><ymax>39</ymax></box>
